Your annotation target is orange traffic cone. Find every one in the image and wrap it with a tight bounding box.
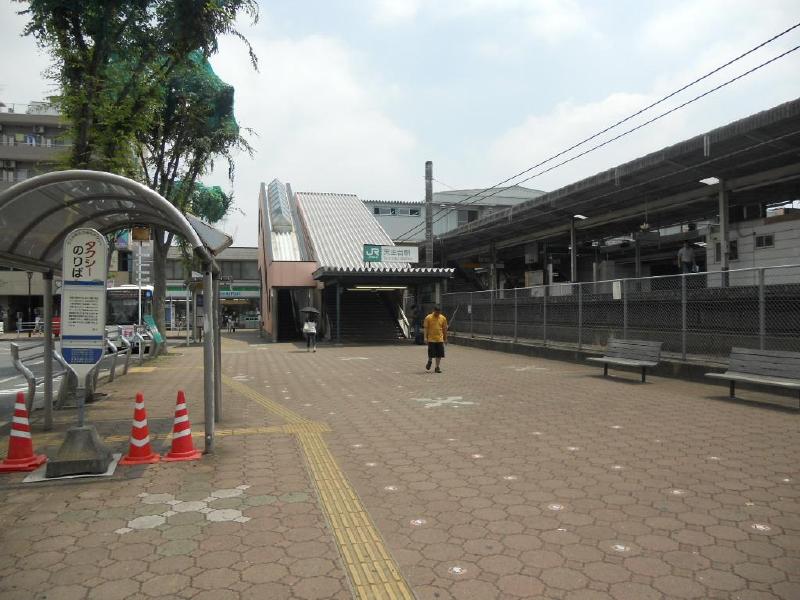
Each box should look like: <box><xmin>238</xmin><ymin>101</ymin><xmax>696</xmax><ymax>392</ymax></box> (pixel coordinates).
<box><xmin>119</xmin><ymin>392</ymin><xmax>160</xmax><ymax>465</ymax></box>
<box><xmin>163</xmin><ymin>391</ymin><xmax>201</xmax><ymax>462</ymax></box>
<box><xmin>0</xmin><ymin>392</ymin><xmax>47</xmax><ymax>472</ymax></box>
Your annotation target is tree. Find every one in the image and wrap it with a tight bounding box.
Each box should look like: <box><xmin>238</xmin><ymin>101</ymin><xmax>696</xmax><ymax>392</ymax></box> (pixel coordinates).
<box><xmin>18</xmin><ymin>0</ymin><xmax>257</xmax><ymax>173</ymax></box>
<box><xmin>18</xmin><ymin>0</ymin><xmax>257</xmax><ymax>336</ymax></box>
<box><xmin>138</xmin><ymin>51</ymin><xmax>252</xmax><ymax>336</ymax></box>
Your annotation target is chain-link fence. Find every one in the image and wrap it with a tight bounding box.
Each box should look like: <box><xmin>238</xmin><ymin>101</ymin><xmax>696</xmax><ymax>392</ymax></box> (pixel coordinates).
<box><xmin>442</xmin><ymin>264</ymin><xmax>800</xmax><ymax>364</ymax></box>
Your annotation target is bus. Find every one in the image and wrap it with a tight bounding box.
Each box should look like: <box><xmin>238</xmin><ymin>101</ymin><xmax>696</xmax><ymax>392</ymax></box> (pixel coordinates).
<box><xmin>107</xmin><ymin>284</ymin><xmax>153</xmax><ymax>333</ymax></box>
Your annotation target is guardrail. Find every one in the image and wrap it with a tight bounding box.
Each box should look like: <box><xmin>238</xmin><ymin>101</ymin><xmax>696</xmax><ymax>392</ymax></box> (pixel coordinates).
<box><xmin>10</xmin><ymin>342</ymin><xmax>69</xmax><ymax>412</ymax></box>
<box><xmin>442</xmin><ymin>263</ymin><xmax>800</xmax><ymax>364</ymax></box>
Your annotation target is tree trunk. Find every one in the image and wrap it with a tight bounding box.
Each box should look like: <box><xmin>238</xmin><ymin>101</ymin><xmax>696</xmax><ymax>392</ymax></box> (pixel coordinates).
<box><xmin>152</xmin><ymin>227</ymin><xmax>170</xmax><ymax>351</ymax></box>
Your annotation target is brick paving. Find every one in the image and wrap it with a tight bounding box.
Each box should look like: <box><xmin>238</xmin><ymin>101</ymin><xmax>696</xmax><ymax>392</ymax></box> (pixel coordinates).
<box><xmin>0</xmin><ymin>331</ymin><xmax>798</xmax><ymax>599</ymax></box>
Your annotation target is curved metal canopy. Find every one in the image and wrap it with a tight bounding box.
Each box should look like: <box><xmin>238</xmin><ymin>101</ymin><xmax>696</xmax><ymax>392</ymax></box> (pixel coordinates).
<box><xmin>0</xmin><ymin>170</ymin><xmax>224</xmax><ymax>273</ymax></box>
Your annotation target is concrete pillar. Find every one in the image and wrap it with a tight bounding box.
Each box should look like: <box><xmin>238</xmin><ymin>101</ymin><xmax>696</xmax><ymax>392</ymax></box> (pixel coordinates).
<box><xmin>570</xmin><ymin>219</ymin><xmax>577</xmax><ymax>283</ymax></box>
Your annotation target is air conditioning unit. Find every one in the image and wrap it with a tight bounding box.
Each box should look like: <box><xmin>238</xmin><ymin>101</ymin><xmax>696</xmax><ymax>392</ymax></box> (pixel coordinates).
<box><xmin>34</xmin><ymin>125</ymin><xmax>45</xmax><ymax>134</ymax></box>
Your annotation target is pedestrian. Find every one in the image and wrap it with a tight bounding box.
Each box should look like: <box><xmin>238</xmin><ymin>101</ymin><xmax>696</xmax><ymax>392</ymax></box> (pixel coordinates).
<box><xmin>424</xmin><ymin>305</ymin><xmax>448</xmax><ymax>373</ymax></box>
<box><xmin>677</xmin><ymin>241</ymin><xmax>696</xmax><ymax>274</ymax></box>
<box><xmin>303</xmin><ymin>314</ymin><xmax>317</xmax><ymax>352</ymax></box>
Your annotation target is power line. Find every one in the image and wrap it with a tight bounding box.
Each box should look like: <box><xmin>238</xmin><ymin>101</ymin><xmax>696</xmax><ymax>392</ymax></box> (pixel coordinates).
<box><xmin>393</xmin><ymin>22</ymin><xmax>800</xmax><ymax>243</ymax></box>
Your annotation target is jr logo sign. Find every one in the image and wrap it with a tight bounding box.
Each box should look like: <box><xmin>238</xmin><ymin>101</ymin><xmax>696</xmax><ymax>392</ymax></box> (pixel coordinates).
<box><xmin>363</xmin><ymin>244</ymin><xmax>382</xmax><ymax>262</ymax></box>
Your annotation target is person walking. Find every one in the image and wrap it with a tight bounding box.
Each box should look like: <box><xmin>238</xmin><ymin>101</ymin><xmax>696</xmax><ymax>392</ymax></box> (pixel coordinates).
<box><xmin>303</xmin><ymin>314</ymin><xmax>318</xmax><ymax>352</ymax></box>
<box><xmin>424</xmin><ymin>305</ymin><xmax>448</xmax><ymax>373</ymax></box>
<box><xmin>677</xmin><ymin>241</ymin><xmax>696</xmax><ymax>274</ymax></box>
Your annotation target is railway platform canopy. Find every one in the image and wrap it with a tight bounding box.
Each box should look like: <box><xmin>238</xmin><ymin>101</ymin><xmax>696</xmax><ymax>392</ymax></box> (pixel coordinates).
<box><xmin>437</xmin><ymin>97</ymin><xmax>800</xmax><ymax>265</ymax></box>
<box><xmin>0</xmin><ymin>169</ymin><xmax>227</xmax><ymax>452</ymax></box>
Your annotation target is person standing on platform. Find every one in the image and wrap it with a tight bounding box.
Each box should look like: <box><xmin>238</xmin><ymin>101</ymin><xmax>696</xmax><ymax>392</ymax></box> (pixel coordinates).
<box><xmin>424</xmin><ymin>306</ymin><xmax>448</xmax><ymax>373</ymax></box>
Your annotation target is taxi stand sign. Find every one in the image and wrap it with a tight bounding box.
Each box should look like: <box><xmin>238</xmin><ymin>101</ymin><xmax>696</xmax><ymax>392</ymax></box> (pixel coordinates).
<box><xmin>61</xmin><ymin>228</ymin><xmax>108</xmax><ymax>384</ymax></box>
<box><xmin>362</xmin><ymin>244</ymin><xmax>419</xmax><ymax>263</ymax></box>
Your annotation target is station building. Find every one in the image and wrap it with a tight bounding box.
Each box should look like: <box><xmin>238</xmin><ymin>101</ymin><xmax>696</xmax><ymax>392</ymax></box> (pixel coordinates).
<box><xmin>257</xmin><ymin>180</ymin><xmax>453</xmax><ymax>343</ymax></box>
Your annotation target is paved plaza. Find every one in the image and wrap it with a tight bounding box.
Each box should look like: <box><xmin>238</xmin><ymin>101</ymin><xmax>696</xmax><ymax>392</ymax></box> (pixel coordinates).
<box><xmin>0</xmin><ymin>333</ymin><xmax>798</xmax><ymax>599</ymax></box>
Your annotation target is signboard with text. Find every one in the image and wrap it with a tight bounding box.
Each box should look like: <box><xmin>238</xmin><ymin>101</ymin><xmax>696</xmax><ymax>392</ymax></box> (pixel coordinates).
<box><xmin>60</xmin><ymin>229</ymin><xmax>108</xmax><ymax>381</ymax></box>
<box><xmin>362</xmin><ymin>244</ymin><xmax>419</xmax><ymax>263</ymax></box>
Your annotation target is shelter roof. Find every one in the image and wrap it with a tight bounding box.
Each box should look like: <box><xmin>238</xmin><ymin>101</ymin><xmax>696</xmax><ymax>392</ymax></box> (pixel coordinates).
<box><xmin>0</xmin><ymin>170</ymin><xmax>223</xmax><ymax>273</ymax></box>
<box><xmin>438</xmin><ymin>97</ymin><xmax>800</xmax><ymax>254</ymax></box>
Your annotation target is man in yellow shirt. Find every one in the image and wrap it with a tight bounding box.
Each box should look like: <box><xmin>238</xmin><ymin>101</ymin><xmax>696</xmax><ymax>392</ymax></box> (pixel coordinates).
<box><xmin>423</xmin><ymin>306</ymin><xmax>448</xmax><ymax>373</ymax></box>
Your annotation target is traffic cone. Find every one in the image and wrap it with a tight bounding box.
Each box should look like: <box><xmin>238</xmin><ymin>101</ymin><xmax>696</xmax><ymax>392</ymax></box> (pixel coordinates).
<box><xmin>0</xmin><ymin>392</ymin><xmax>47</xmax><ymax>472</ymax></box>
<box><xmin>163</xmin><ymin>391</ymin><xmax>201</xmax><ymax>462</ymax></box>
<box><xmin>119</xmin><ymin>392</ymin><xmax>160</xmax><ymax>465</ymax></box>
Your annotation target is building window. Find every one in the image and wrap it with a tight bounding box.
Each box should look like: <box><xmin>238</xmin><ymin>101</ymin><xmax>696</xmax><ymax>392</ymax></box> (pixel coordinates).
<box><xmin>373</xmin><ymin>207</ymin><xmax>380</xmax><ymax>215</ymax></box>
<box><xmin>390</xmin><ymin>207</ymin><xmax>396</xmax><ymax>215</ymax></box>
<box><xmin>410</xmin><ymin>208</ymin><xmax>420</xmax><ymax>216</ymax></box>
<box><xmin>755</xmin><ymin>234</ymin><xmax>774</xmax><ymax>249</ymax></box>
<box><xmin>457</xmin><ymin>209</ymin><xmax>478</xmax><ymax>227</ymax></box>
<box><xmin>714</xmin><ymin>240</ymin><xmax>738</xmax><ymax>262</ymax></box>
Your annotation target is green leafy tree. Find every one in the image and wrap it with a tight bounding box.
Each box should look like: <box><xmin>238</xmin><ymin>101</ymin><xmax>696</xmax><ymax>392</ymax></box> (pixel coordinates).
<box><xmin>17</xmin><ymin>0</ymin><xmax>257</xmax><ymax>335</ymax></box>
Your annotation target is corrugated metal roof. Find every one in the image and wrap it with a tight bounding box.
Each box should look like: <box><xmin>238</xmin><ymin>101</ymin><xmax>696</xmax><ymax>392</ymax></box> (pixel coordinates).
<box><xmin>296</xmin><ymin>192</ymin><xmax>402</xmax><ymax>270</ymax></box>
<box><xmin>271</xmin><ymin>231</ymin><xmax>301</xmax><ymax>261</ymax></box>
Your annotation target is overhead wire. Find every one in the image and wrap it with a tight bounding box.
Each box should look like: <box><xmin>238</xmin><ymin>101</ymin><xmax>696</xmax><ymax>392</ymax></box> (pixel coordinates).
<box><xmin>393</xmin><ymin>22</ymin><xmax>800</xmax><ymax>243</ymax></box>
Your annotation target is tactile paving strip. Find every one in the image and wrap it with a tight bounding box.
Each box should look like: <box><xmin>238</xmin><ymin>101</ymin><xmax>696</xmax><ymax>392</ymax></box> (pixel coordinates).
<box><xmin>223</xmin><ymin>375</ymin><xmax>414</xmax><ymax>600</ymax></box>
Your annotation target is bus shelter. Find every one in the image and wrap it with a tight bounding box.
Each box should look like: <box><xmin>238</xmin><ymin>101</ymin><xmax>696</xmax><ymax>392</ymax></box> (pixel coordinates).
<box><xmin>0</xmin><ymin>170</ymin><xmax>225</xmax><ymax>452</ymax></box>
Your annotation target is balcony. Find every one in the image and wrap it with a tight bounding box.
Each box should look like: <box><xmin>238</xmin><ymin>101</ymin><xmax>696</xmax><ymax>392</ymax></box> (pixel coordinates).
<box><xmin>0</xmin><ymin>139</ymin><xmax>71</xmax><ymax>162</ymax></box>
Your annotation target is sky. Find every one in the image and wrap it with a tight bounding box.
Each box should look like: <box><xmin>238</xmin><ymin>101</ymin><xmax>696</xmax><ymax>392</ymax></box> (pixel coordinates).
<box><xmin>2</xmin><ymin>1</ymin><xmax>799</xmax><ymax>245</ymax></box>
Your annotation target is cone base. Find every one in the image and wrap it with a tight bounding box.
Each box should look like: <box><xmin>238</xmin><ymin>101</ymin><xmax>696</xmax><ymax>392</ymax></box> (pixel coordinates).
<box><xmin>0</xmin><ymin>454</ymin><xmax>47</xmax><ymax>473</ymax></box>
<box><xmin>119</xmin><ymin>453</ymin><xmax>160</xmax><ymax>466</ymax></box>
<box><xmin>163</xmin><ymin>448</ymin><xmax>202</xmax><ymax>462</ymax></box>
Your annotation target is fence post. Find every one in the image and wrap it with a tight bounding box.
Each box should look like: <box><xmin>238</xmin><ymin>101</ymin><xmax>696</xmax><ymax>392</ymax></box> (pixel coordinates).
<box><xmin>543</xmin><ymin>286</ymin><xmax>548</xmax><ymax>347</ymax></box>
<box><xmin>470</xmin><ymin>292</ymin><xmax>474</xmax><ymax>338</ymax></box>
<box><xmin>758</xmin><ymin>268</ymin><xmax>766</xmax><ymax>350</ymax></box>
<box><xmin>513</xmin><ymin>288</ymin><xmax>518</xmax><ymax>343</ymax></box>
<box><xmin>490</xmin><ymin>290</ymin><xmax>494</xmax><ymax>340</ymax></box>
<box><xmin>622</xmin><ymin>279</ymin><xmax>628</xmax><ymax>339</ymax></box>
<box><xmin>681</xmin><ymin>275</ymin><xmax>687</xmax><ymax>361</ymax></box>
<box><xmin>577</xmin><ymin>284</ymin><xmax>583</xmax><ymax>351</ymax></box>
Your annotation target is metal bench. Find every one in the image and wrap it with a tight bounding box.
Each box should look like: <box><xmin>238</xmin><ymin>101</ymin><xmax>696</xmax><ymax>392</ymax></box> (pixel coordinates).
<box><xmin>587</xmin><ymin>338</ymin><xmax>663</xmax><ymax>383</ymax></box>
<box><xmin>706</xmin><ymin>348</ymin><xmax>800</xmax><ymax>407</ymax></box>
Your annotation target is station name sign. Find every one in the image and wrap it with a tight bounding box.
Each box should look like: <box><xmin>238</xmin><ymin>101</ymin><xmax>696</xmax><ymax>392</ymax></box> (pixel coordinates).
<box><xmin>363</xmin><ymin>244</ymin><xmax>419</xmax><ymax>264</ymax></box>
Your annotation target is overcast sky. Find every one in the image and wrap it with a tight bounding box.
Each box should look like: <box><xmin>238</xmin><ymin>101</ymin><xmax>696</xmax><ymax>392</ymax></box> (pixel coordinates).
<box><xmin>2</xmin><ymin>1</ymin><xmax>799</xmax><ymax>245</ymax></box>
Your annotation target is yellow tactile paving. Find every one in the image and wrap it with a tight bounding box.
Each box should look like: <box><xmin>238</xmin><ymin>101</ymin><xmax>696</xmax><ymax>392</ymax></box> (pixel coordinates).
<box><xmin>222</xmin><ymin>375</ymin><xmax>414</xmax><ymax>600</ymax></box>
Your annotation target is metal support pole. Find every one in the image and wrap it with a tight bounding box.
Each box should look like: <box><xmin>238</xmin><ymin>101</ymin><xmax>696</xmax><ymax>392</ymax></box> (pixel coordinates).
<box><xmin>336</xmin><ymin>282</ymin><xmax>342</xmax><ymax>344</ymax></box>
<box><xmin>489</xmin><ymin>290</ymin><xmax>494</xmax><ymax>340</ymax></box>
<box><xmin>185</xmin><ymin>293</ymin><xmax>190</xmax><ymax>346</ymax></box>
<box><xmin>213</xmin><ymin>275</ymin><xmax>222</xmax><ymax>422</ymax></box>
<box><xmin>622</xmin><ymin>280</ymin><xmax>628</xmax><ymax>339</ymax></box>
<box><xmin>577</xmin><ymin>283</ymin><xmax>583</xmax><ymax>350</ymax></box>
<box><xmin>513</xmin><ymin>288</ymin><xmax>518</xmax><ymax>343</ymax></box>
<box><xmin>570</xmin><ymin>219</ymin><xmax>577</xmax><ymax>282</ymax></box>
<box><xmin>634</xmin><ymin>236</ymin><xmax>641</xmax><ymax>279</ymax></box>
<box><xmin>681</xmin><ymin>275</ymin><xmax>687</xmax><ymax>361</ymax></box>
<box><xmin>758</xmin><ymin>268</ymin><xmax>766</xmax><ymax>350</ymax></box>
<box><xmin>543</xmin><ymin>286</ymin><xmax>548</xmax><ymax>347</ymax></box>
<box><xmin>719</xmin><ymin>179</ymin><xmax>730</xmax><ymax>287</ymax></box>
<box><xmin>43</xmin><ymin>272</ymin><xmax>54</xmax><ymax>431</ymax></box>
<box><xmin>470</xmin><ymin>292</ymin><xmax>474</xmax><ymax>338</ymax></box>
<box><xmin>203</xmin><ymin>264</ymin><xmax>215</xmax><ymax>454</ymax></box>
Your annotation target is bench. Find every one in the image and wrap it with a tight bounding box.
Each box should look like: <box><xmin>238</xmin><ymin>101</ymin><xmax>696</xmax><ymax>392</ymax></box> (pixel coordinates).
<box><xmin>587</xmin><ymin>338</ymin><xmax>663</xmax><ymax>383</ymax></box>
<box><xmin>706</xmin><ymin>348</ymin><xmax>800</xmax><ymax>408</ymax></box>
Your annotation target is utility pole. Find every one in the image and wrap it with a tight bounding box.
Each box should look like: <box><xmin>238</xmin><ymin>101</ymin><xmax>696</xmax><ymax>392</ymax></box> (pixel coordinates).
<box><xmin>425</xmin><ymin>161</ymin><xmax>433</xmax><ymax>267</ymax></box>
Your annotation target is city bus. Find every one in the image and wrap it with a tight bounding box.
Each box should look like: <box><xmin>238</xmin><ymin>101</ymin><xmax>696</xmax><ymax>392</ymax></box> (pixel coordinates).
<box><xmin>107</xmin><ymin>284</ymin><xmax>153</xmax><ymax>335</ymax></box>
